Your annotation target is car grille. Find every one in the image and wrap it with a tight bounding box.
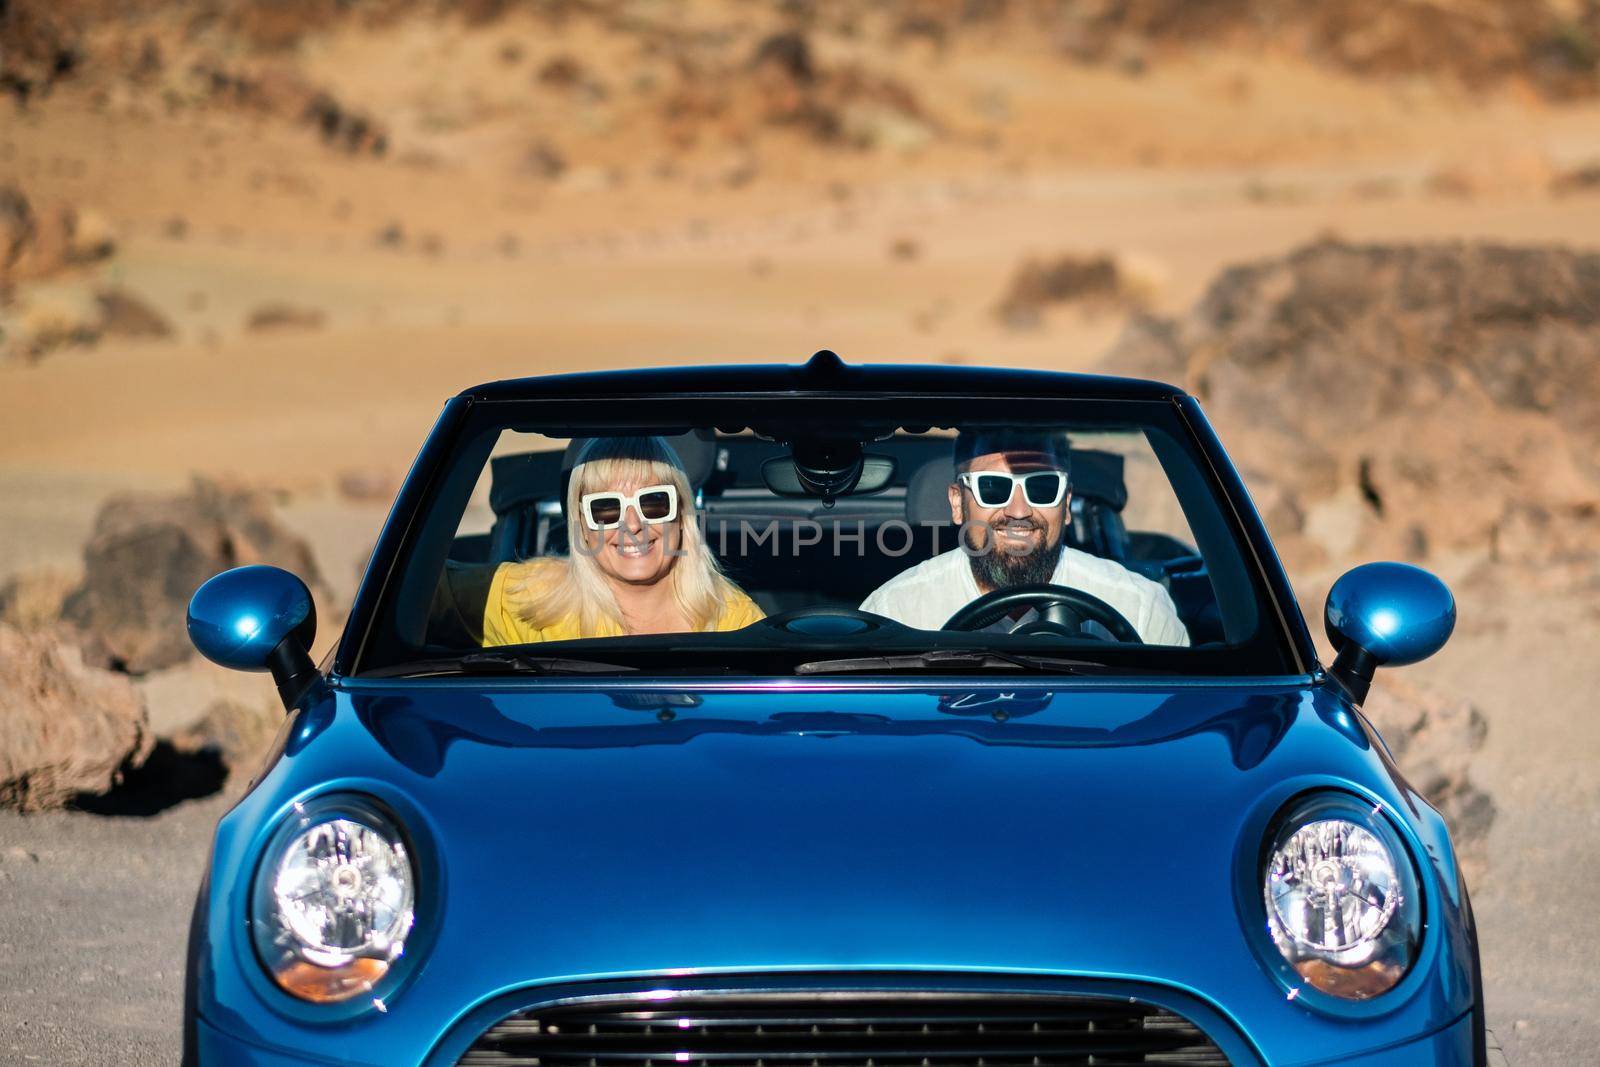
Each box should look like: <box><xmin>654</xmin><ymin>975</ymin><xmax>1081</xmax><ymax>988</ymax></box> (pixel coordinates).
<box><xmin>457</xmin><ymin>991</ymin><xmax>1231</xmax><ymax>1065</ymax></box>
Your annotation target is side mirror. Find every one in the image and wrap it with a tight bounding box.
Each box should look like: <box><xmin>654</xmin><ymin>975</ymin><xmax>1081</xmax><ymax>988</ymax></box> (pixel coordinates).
<box><xmin>1324</xmin><ymin>562</ymin><xmax>1455</xmax><ymax>704</ymax></box>
<box><xmin>187</xmin><ymin>565</ymin><xmax>320</xmax><ymax>711</ymax></box>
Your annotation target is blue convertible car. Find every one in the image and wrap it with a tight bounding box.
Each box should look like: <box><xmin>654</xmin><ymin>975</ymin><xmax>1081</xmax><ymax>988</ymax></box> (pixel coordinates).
<box><xmin>183</xmin><ymin>353</ymin><xmax>1483</xmax><ymax>1066</ymax></box>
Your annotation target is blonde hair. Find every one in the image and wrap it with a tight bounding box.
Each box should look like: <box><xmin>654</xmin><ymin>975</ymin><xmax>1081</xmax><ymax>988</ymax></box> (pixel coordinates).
<box><xmin>507</xmin><ymin>436</ymin><xmax>739</xmax><ymax>635</ymax></box>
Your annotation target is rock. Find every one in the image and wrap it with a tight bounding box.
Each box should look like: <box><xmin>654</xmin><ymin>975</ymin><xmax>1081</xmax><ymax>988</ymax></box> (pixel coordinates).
<box><xmin>0</xmin><ymin>568</ymin><xmax>78</xmax><ymax>629</ymax></box>
<box><xmin>189</xmin><ymin>60</ymin><xmax>316</xmax><ymax>117</ymax></box>
<box><xmin>889</xmin><ymin>237</ymin><xmax>921</xmax><ymax>261</ymax></box>
<box><xmin>227</xmin><ymin>0</ymin><xmax>343</xmax><ymax>49</ymax></box>
<box><xmin>59</xmin><ymin>478</ymin><xmax>327</xmax><ymax>675</ymax></box>
<box><xmin>244</xmin><ymin>303</ymin><xmax>325</xmax><ymax>332</ymax></box>
<box><xmin>751</xmin><ymin>32</ymin><xmax>816</xmax><ymax>84</ymax></box>
<box><xmin>185</xmin><ymin>62</ymin><xmax>260</xmax><ymax>108</ymax></box>
<box><xmin>179</xmin><ymin>59</ymin><xmax>388</xmax><ymax>156</ymax></box>
<box><xmin>1030</xmin><ymin>0</ymin><xmax>1600</xmax><ymax>99</ymax></box>
<box><xmin>1551</xmin><ymin>161</ymin><xmax>1600</xmax><ymax>195</ymax></box>
<box><xmin>0</xmin><ymin>624</ymin><xmax>153</xmax><ymax>813</ymax></box>
<box><xmin>660</xmin><ymin>31</ymin><xmax>936</xmax><ymax>152</ymax></box>
<box><xmin>169</xmin><ymin>699</ymin><xmax>282</xmax><ymax>787</ymax></box>
<box><xmin>839</xmin><ymin>101</ymin><xmax>932</xmax><ymax>152</ymax></box>
<box><xmin>0</xmin><ymin>185</ymin><xmax>37</xmax><ymax>289</ymax></box>
<box><xmin>0</xmin><ymin>186</ymin><xmax>115</xmax><ymax>291</ymax></box>
<box><xmin>0</xmin><ymin>0</ymin><xmax>84</xmax><ymax>106</ymax></box>
<box><xmin>335</xmin><ymin>467</ymin><xmax>399</xmax><ymax>503</ymax></box>
<box><xmin>0</xmin><ymin>294</ymin><xmax>100</xmax><ymax>361</ymax></box>
<box><xmin>996</xmin><ymin>252</ymin><xmax>1140</xmax><ymax>328</ymax></box>
<box><xmin>894</xmin><ymin>13</ymin><xmax>949</xmax><ymax>50</ymax></box>
<box><xmin>535</xmin><ymin>53</ymin><xmax>605</xmax><ymax>99</ymax></box>
<box><xmin>1362</xmin><ymin>676</ymin><xmax>1496</xmax><ymax>860</ymax></box>
<box><xmin>66</xmin><ymin>207</ymin><xmax>116</xmax><ymax>263</ymax></box>
<box><xmin>122</xmin><ymin>35</ymin><xmax>163</xmax><ymax>83</ymax></box>
<box><xmin>456</xmin><ymin>0</ymin><xmax>512</xmax><ymax>26</ymax></box>
<box><xmin>301</xmin><ymin>91</ymin><xmax>388</xmax><ymax>156</ymax></box>
<box><xmin>2</xmin><ymin>285</ymin><xmax>172</xmax><ymax>360</ymax></box>
<box><xmin>375</xmin><ymin>221</ymin><xmax>405</xmax><ymax>248</ymax></box>
<box><xmin>1102</xmin><ymin>239</ymin><xmax>1600</xmax><ymax>583</ymax></box>
<box><xmin>537</xmin><ymin>53</ymin><xmax>584</xmax><ymax>86</ymax></box>
<box><xmin>95</xmin><ymin>288</ymin><xmax>174</xmax><ymax>340</ymax></box>
<box><xmin>520</xmin><ymin>140</ymin><xmax>568</xmax><ymax>180</ymax></box>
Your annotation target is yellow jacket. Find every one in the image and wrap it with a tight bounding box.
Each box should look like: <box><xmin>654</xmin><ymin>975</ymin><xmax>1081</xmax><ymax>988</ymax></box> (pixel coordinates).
<box><xmin>481</xmin><ymin>559</ymin><xmax>764</xmax><ymax>645</ymax></box>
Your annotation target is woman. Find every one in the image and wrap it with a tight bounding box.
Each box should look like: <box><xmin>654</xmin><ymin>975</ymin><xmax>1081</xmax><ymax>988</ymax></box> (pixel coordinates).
<box><xmin>482</xmin><ymin>435</ymin><xmax>763</xmax><ymax>644</ymax></box>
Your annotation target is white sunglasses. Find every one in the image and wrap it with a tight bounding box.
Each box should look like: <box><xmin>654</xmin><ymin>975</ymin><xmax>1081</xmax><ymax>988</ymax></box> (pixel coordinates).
<box><xmin>956</xmin><ymin>470</ymin><xmax>1068</xmax><ymax>509</ymax></box>
<box><xmin>580</xmin><ymin>483</ymin><xmax>679</xmax><ymax>531</ymax></box>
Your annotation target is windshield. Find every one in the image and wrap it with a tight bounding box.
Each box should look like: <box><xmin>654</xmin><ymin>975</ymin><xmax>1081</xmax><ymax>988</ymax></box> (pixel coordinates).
<box><xmin>353</xmin><ymin>395</ymin><xmax>1301</xmax><ymax>677</ymax></box>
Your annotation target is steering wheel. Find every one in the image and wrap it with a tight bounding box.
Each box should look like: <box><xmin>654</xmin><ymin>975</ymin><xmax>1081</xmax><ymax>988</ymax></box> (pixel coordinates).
<box><xmin>942</xmin><ymin>583</ymin><xmax>1143</xmax><ymax>644</ymax></box>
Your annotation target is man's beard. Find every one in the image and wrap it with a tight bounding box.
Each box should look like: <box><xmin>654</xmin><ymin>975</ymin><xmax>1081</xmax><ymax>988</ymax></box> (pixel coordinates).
<box><xmin>966</xmin><ymin>518</ymin><xmax>1063</xmax><ymax>590</ymax></box>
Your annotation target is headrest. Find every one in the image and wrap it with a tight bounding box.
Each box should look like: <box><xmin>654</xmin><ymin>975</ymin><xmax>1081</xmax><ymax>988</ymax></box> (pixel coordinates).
<box><xmin>665</xmin><ymin>431</ymin><xmax>718</xmax><ymax>488</ymax></box>
<box><xmin>906</xmin><ymin>456</ymin><xmax>956</xmax><ymax>526</ymax></box>
<box><xmin>1070</xmin><ymin>450</ymin><xmax>1127</xmax><ymax>512</ymax></box>
<box><xmin>488</xmin><ymin>450</ymin><xmax>565</xmax><ymax>517</ymax></box>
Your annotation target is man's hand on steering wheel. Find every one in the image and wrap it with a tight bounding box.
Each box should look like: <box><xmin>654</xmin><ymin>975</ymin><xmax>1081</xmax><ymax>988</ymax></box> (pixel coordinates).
<box><xmin>941</xmin><ymin>583</ymin><xmax>1143</xmax><ymax>643</ymax></box>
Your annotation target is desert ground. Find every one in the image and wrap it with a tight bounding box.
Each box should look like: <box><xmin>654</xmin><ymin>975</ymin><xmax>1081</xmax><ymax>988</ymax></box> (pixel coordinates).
<box><xmin>3</xmin><ymin>2</ymin><xmax>1599</xmax><ymax>1063</ymax></box>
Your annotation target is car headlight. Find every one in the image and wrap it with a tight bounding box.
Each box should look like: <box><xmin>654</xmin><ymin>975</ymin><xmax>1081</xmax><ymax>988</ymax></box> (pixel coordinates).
<box><xmin>1262</xmin><ymin>798</ymin><xmax>1421</xmax><ymax>1000</ymax></box>
<box><xmin>252</xmin><ymin>800</ymin><xmax>415</xmax><ymax>1004</ymax></box>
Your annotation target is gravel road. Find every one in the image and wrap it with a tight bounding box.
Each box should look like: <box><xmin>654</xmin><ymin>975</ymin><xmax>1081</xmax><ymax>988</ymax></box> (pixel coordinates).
<box><xmin>0</xmin><ymin>797</ymin><xmax>225</xmax><ymax>1066</ymax></box>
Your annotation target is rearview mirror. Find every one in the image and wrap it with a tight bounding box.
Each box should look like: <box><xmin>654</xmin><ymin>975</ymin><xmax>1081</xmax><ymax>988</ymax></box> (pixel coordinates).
<box><xmin>763</xmin><ymin>452</ymin><xmax>896</xmax><ymax>498</ymax></box>
<box><xmin>1324</xmin><ymin>562</ymin><xmax>1455</xmax><ymax>704</ymax></box>
<box><xmin>187</xmin><ymin>565</ymin><xmax>320</xmax><ymax>711</ymax></box>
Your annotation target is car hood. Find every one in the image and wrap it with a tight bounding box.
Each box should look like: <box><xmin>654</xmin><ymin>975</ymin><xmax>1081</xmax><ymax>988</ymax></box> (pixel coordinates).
<box><xmin>280</xmin><ymin>679</ymin><xmax>1420</xmax><ymax>972</ymax></box>
<box><xmin>208</xmin><ymin>679</ymin><xmax>1469</xmax><ymax>1064</ymax></box>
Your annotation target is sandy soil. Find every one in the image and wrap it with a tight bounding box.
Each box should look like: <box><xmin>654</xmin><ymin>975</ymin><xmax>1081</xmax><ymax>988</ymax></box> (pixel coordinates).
<box><xmin>2</xmin><ymin>5</ymin><xmax>1598</xmax><ymax>1063</ymax></box>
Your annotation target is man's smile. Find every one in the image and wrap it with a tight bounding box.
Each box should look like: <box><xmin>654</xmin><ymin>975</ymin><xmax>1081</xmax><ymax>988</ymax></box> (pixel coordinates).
<box><xmin>992</xmin><ymin>520</ymin><xmax>1044</xmax><ymax>551</ymax></box>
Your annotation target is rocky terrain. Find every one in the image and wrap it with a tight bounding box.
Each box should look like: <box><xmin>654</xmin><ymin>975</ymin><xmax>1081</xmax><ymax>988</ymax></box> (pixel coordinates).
<box><xmin>1108</xmin><ymin>239</ymin><xmax>1600</xmax><ymax>601</ymax></box>
<box><xmin>1106</xmin><ymin>237</ymin><xmax>1600</xmax><ymax>883</ymax></box>
<box><xmin>3</xmin><ymin>0</ymin><xmax>1599</xmax><ymax>1063</ymax></box>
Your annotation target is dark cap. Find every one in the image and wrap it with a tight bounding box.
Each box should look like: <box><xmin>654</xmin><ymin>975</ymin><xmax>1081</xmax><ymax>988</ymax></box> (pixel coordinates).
<box><xmin>953</xmin><ymin>429</ymin><xmax>1069</xmax><ymax>473</ymax></box>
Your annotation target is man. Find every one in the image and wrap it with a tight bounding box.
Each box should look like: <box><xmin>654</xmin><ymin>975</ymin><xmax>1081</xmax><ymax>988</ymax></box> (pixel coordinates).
<box><xmin>859</xmin><ymin>430</ymin><xmax>1189</xmax><ymax>645</ymax></box>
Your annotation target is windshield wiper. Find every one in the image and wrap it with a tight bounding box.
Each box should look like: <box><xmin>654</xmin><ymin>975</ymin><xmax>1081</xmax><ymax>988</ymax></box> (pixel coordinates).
<box><xmin>794</xmin><ymin>648</ymin><xmax>1122</xmax><ymax>675</ymax></box>
<box><xmin>368</xmin><ymin>650</ymin><xmax>637</xmax><ymax>678</ymax></box>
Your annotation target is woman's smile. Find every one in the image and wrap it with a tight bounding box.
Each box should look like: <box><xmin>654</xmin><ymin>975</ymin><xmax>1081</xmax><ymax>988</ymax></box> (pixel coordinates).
<box><xmin>610</xmin><ymin>532</ymin><xmax>660</xmax><ymax>558</ymax></box>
